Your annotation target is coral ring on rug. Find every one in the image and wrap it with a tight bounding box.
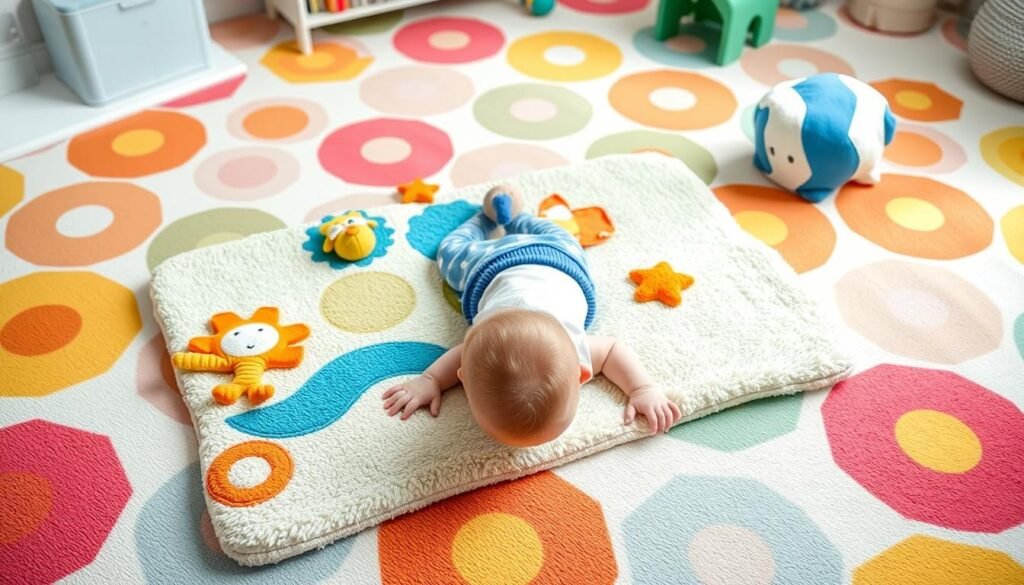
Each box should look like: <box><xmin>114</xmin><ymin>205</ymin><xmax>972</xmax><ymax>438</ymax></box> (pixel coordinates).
<box><xmin>206</xmin><ymin>441</ymin><xmax>294</xmax><ymax>507</ymax></box>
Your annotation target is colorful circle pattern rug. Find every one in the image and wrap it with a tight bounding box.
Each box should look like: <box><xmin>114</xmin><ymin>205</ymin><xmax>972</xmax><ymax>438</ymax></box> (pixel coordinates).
<box><xmin>3</xmin><ymin>0</ymin><xmax>1023</xmax><ymax>581</ymax></box>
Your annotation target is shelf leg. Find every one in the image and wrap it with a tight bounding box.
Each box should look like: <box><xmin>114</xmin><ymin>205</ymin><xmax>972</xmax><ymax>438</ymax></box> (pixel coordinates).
<box><xmin>296</xmin><ymin>24</ymin><xmax>313</xmax><ymax>55</ymax></box>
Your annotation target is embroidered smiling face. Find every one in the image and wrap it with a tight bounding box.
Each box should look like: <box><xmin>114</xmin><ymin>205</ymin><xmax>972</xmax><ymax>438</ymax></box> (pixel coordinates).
<box><xmin>220</xmin><ymin>323</ymin><xmax>281</xmax><ymax>357</ymax></box>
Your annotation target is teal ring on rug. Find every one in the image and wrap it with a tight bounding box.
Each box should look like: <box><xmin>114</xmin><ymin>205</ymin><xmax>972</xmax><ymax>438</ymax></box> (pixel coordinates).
<box><xmin>226</xmin><ymin>341</ymin><xmax>446</xmax><ymax>438</ymax></box>
<box><xmin>302</xmin><ymin>211</ymin><xmax>394</xmax><ymax>269</ymax></box>
<box><xmin>135</xmin><ymin>464</ymin><xmax>353</xmax><ymax>581</ymax></box>
<box><xmin>623</xmin><ymin>475</ymin><xmax>843</xmax><ymax>584</ymax></box>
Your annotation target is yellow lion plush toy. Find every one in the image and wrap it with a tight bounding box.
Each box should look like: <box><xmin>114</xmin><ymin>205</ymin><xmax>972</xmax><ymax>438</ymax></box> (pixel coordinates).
<box><xmin>171</xmin><ymin>307</ymin><xmax>309</xmax><ymax>405</ymax></box>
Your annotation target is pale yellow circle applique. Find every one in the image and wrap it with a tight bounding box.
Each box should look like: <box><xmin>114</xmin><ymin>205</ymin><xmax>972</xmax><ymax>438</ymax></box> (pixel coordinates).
<box><xmin>320</xmin><ymin>272</ymin><xmax>415</xmax><ymax>333</ymax></box>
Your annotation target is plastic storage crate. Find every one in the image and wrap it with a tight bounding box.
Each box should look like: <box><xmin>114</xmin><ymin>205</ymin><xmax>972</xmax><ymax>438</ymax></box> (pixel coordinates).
<box><xmin>31</xmin><ymin>0</ymin><xmax>211</xmax><ymax>106</ymax></box>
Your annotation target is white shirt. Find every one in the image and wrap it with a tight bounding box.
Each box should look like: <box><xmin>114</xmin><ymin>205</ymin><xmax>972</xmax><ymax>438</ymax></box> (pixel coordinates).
<box><xmin>475</xmin><ymin>265</ymin><xmax>593</xmax><ymax>383</ymax></box>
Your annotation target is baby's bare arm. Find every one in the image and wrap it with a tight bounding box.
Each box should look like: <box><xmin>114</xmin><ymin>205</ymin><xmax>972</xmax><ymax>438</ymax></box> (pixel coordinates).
<box><xmin>589</xmin><ymin>336</ymin><xmax>681</xmax><ymax>433</ymax></box>
<box><xmin>383</xmin><ymin>344</ymin><xmax>462</xmax><ymax>419</ymax></box>
<box><xmin>589</xmin><ymin>336</ymin><xmax>654</xmax><ymax>395</ymax></box>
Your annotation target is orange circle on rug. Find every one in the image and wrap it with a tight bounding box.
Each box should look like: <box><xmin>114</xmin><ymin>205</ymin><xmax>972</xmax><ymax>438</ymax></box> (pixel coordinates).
<box><xmin>836</xmin><ymin>174</ymin><xmax>992</xmax><ymax>259</ymax></box>
<box><xmin>0</xmin><ymin>472</ymin><xmax>53</xmax><ymax>545</ymax></box>
<box><xmin>870</xmin><ymin>79</ymin><xmax>962</xmax><ymax>122</ymax></box>
<box><xmin>5</xmin><ymin>182</ymin><xmax>162</xmax><ymax>266</ymax></box>
<box><xmin>0</xmin><ymin>271</ymin><xmax>141</xmax><ymax>397</ymax></box>
<box><xmin>0</xmin><ymin>305</ymin><xmax>82</xmax><ymax>357</ymax></box>
<box><xmin>206</xmin><ymin>441</ymin><xmax>293</xmax><ymax>507</ymax></box>
<box><xmin>379</xmin><ymin>471</ymin><xmax>616</xmax><ymax>584</ymax></box>
<box><xmin>609</xmin><ymin>70</ymin><xmax>736</xmax><ymax>130</ymax></box>
<box><xmin>68</xmin><ymin>110</ymin><xmax>206</xmax><ymax>178</ymax></box>
<box><xmin>245</xmin><ymin>106</ymin><xmax>308</xmax><ymax>139</ymax></box>
<box><xmin>713</xmin><ymin>184</ymin><xmax>836</xmax><ymax>273</ymax></box>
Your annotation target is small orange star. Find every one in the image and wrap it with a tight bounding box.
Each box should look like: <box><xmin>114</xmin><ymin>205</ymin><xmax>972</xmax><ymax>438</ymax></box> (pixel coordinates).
<box><xmin>398</xmin><ymin>178</ymin><xmax>439</xmax><ymax>204</ymax></box>
<box><xmin>629</xmin><ymin>261</ymin><xmax>694</xmax><ymax>307</ymax></box>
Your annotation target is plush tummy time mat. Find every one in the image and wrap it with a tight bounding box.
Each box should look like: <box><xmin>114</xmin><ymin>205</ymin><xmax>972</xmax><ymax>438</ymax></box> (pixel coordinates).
<box><xmin>151</xmin><ymin>154</ymin><xmax>852</xmax><ymax>566</ymax></box>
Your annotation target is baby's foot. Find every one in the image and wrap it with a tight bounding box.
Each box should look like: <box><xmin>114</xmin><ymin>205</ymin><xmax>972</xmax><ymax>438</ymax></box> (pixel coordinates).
<box><xmin>212</xmin><ymin>383</ymin><xmax>245</xmax><ymax>405</ymax></box>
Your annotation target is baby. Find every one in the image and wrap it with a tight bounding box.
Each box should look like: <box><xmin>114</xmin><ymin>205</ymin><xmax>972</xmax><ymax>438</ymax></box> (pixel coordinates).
<box><xmin>383</xmin><ymin>185</ymin><xmax>681</xmax><ymax>446</ymax></box>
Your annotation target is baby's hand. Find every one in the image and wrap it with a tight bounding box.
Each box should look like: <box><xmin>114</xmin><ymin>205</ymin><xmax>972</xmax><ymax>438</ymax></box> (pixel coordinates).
<box><xmin>382</xmin><ymin>375</ymin><xmax>442</xmax><ymax>420</ymax></box>
<box><xmin>625</xmin><ymin>386</ymin><xmax>682</xmax><ymax>434</ymax></box>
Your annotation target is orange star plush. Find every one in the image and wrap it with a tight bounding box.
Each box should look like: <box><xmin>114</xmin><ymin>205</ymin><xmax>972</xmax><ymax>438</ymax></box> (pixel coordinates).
<box><xmin>398</xmin><ymin>178</ymin><xmax>439</xmax><ymax>204</ymax></box>
<box><xmin>629</xmin><ymin>262</ymin><xmax>694</xmax><ymax>307</ymax></box>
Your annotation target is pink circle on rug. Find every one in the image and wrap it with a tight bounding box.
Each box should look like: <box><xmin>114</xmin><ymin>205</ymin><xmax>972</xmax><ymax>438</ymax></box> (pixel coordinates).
<box><xmin>360</xmin><ymin>66</ymin><xmax>474</xmax><ymax>115</ymax></box>
<box><xmin>319</xmin><ymin>118</ymin><xmax>452</xmax><ymax>186</ymax></box>
<box><xmin>195</xmin><ymin>147</ymin><xmax>299</xmax><ymax>201</ymax></box>
<box><xmin>393</xmin><ymin>17</ymin><xmax>504</xmax><ymax>63</ymax></box>
<box><xmin>0</xmin><ymin>420</ymin><xmax>132</xmax><ymax>583</ymax></box>
<box><xmin>775</xmin><ymin>8</ymin><xmax>808</xmax><ymax>29</ymax></box>
<box><xmin>823</xmin><ymin>364</ymin><xmax>1024</xmax><ymax>533</ymax></box>
<box><xmin>561</xmin><ymin>0</ymin><xmax>649</xmax><ymax>14</ymax></box>
<box><xmin>740</xmin><ymin>44</ymin><xmax>854</xmax><ymax>85</ymax></box>
<box><xmin>136</xmin><ymin>334</ymin><xmax>190</xmax><ymax>426</ymax></box>
<box><xmin>450</xmin><ymin>143</ymin><xmax>568</xmax><ymax>187</ymax></box>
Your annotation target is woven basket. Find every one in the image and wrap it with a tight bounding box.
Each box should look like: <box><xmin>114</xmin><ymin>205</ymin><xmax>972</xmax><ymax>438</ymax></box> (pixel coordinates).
<box><xmin>967</xmin><ymin>0</ymin><xmax>1024</xmax><ymax>102</ymax></box>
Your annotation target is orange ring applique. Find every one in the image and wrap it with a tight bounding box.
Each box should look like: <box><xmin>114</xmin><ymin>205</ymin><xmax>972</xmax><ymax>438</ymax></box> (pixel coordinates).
<box><xmin>836</xmin><ymin>174</ymin><xmax>993</xmax><ymax>260</ymax></box>
<box><xmin>67</xmin><ymin>110</ymin><xmax>206</xmax><ymax>178</ymax></box>
<box><xmin>205</xmin><ymin>441</ymin><xmax>293</xmax><ymax>507</ymax></box>
<box><xmin>609</xmin><ymin>70</ymin><xmax>736</xmax><ymax>130</ymax></box>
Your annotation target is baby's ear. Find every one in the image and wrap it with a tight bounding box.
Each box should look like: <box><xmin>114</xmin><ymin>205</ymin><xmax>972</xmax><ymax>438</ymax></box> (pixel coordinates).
<box><xmin>456</xmin><ymin>368</ymin><xmax>463</xmax><ymax>382</ymax></box>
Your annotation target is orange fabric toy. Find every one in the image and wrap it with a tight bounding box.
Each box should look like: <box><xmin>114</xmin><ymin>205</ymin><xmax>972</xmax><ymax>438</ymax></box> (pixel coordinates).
<box><xmin>629</xmin><ymin>262</ymin><xmax>695</xmax><ymax>307</ymax></box>
<box><xmin>538</xmin><ymin>194</ymin><xmax>614</xmax><ymax>247</ymax></box>
<box><xmin>171</xmin><ymin>307</ymin><xmax>309</xmax><ymax>405</ymax></box>
<box><xmin>398</xmin><ymin>178</ymin><xmax>439</xmax><ymax>204</ymax></box>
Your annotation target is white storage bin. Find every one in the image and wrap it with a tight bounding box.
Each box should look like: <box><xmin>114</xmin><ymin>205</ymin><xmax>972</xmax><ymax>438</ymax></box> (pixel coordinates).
<box><xmin>31</xmin><ymin>0</ymin><xmax>211</xmax><ymax>106</ymax></box>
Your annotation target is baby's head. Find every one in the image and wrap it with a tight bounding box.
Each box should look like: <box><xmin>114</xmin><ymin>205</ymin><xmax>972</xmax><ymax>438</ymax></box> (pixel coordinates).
<box><xmin>460</xmin><ymin>310</ymin><xmax>581</xmax><ymax>447</ymax></box>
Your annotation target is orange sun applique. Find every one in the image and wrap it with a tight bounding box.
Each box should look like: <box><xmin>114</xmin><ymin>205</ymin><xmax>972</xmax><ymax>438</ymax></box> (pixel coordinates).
<box><xmin>171</xmin><ymin>307</ymin><xmax>309</xmax><ymax>405</ymax></box>
<box><xmin>629</xmin><ymin>262</ymin><xmax>694</xmax><ymax>307</ymax></box>
<box><xmin>398</xmin><ymin>178</ymin><xmax>439</xmax><ymax>204</ymax></box>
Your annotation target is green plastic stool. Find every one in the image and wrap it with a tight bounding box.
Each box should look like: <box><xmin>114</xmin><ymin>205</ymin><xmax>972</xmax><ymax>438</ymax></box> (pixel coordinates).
<box><xmin>654</xmin><ymin>0</ymin><xmax>778</xmax><ymax>65</ymax></box>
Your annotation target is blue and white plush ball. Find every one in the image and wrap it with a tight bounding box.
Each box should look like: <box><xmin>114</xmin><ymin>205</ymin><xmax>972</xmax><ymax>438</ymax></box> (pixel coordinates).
<box><xmin>753</xmin><ymin>73</ymin><xmax>896</xmax><ymax>203</ymax></box>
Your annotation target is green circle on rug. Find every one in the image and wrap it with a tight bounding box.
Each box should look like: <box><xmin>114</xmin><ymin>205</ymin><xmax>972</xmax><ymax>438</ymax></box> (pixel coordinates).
<box><xmin>473</xmin><ymin>84</ymin><xmax>592</xmax><ymax>140</ymax></box>
<box><xmin>586</xmin><ymin>130</ymin><xmax>718</xmax><ymax>184</ymax></box>
<box><xmin>146</xmin><ymin>208</ymin><xmax>284</xmax><ymax>272</ymax></box>
<box><xmin>321</xmin><ymin>272</ymin><xmax>416</xmax><ymax>333</ymax></box>
<box><xmin>668</xmin><ymin>393</ymin><xmax>803</xmax><ymax>452</ymax></box>
<box><xmin>323</xmin><ymin>10</ymin><xmax>403</xmax><ymax>35</ymax></box>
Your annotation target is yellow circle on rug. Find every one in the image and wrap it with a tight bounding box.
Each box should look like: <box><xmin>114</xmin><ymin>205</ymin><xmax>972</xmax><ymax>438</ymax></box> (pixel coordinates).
<box><xmin>885</xmin><ymin>197</ymin><xmax>945</xmax><ymax>232</ymax></box>
<box><xmin>895</xmin><ymin>90</ymin><xmax>932</xmax><ymax>111</ymax></box>
<box><xmin>321</xmin><ymin>272</ymin><xmax>416</xmax><ymax>333</ymax></box>
<box><xmin>734</xmin><ymin>210</ymin><xmax>788</xmax><ymax>246</ymax></box>
<box><xmin>1001</xmin><ymin>205</ymin><xmax>1024</xmax><ymax>265</ymax></box>
<box><xmin>895</xmin><ymin>409</ymin><xmax>982</xmax><ymax>474</ymax></box>
<box><xmin>111</xmin><ymin>129</ymin><xmax>165</xmax><ymax>157</ymax></box>
<box><xmin>451</xmin><ymin>513</ymin><xmax>544</xmax><ymax>585</ymax></box>
<box><xmin>980</xmin><ymin>127</ymin><xmax>1024</xmax><ymax>187</ymax></box>
<box><xmin>508</xmin><ymin>31</ymin><xmax>622</xmax><ymax>81</ymax></box>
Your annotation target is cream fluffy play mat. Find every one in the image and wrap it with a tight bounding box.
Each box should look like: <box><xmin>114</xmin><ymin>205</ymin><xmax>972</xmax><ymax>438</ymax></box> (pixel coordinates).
<box><xmin>150</xmin><ymin>154</ymin><xmax>851</xmax><ymax>565</ymax></box>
